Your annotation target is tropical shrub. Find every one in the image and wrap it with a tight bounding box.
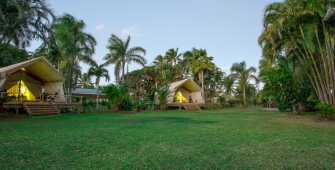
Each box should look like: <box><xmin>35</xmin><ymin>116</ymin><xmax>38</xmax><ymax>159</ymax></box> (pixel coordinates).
<box><xmin>315</xmin><ymin>103</ymin><xmax>334</xmax><ymax>118</ymax></box>
<box><xmin>217</xmin><ymin>96</ymin><xmax>226</xmax><ymax>108</ymax></box>
<box><xmin>82</xmin><ymin>98</ymin><xmax>96</xmax><ymax>113</ymax></box>
<box><xmin>0</xmin><ymin>94</ymin><xmax>16</xmax><ymax>114</ymax></box>
<box><xmin>120</xmin><ymin>97</ymin><xmax>133</xmax><ymax>111</ymax></box>
<box><xmin>278</xmin><ymin>100</ymin><xmax>291</xmax><ymax>112</ymax></box>
<box><xmin>102</xmin><ymin>84</ymin><xmax>124</xmax><ymax>111</ymax></box>
<box><xmin>156</xmin><ymin>86</ymin><xmax>170</xmax><ymax>110</ymax></box>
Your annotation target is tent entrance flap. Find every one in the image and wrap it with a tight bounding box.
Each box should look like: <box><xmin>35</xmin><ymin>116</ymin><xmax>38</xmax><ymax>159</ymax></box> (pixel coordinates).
<box><xmin>174</xmin><ymin>91</ymin><xmax>188</xmax><ymax>103</ymax></box>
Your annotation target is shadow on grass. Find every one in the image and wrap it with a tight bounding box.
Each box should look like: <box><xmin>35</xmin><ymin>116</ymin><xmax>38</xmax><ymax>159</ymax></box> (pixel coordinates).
<box><xmin>126</xmin><ymin>116</ymin><xmax>217</xmax><ymax>124</ymax></box>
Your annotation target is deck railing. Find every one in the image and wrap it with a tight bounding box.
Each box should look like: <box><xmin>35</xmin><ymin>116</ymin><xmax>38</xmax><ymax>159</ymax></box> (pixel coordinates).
<box><xmin>0</xmin><ymin>92</ymin><xmax>25</xmax><ymax>101</ymax></box>
<box><xmin>45</xmin><ymin>94</ymin><xmax>83</xmax><ymax>104</ymax></box>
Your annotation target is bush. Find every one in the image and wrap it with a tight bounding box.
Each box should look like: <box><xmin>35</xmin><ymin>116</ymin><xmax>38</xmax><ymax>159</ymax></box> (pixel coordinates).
<box><xmin>138</xmin><ymin>100</ymin><xmax>156</xmax><ymax>110</ymax></box>
<box><xmin>120</xmin><ymin>97</ymin><xmax>133</xmax><ymax>111</ymax></box>
<box><xmin>217</xmin><ymin>96</ymin><xmax>226</xmax><ymax>108</ymax></box>
<box><xmin>82</xmin><ymin>98</ymin><xmax>96</xmax><ymax>113</ymax></box>
<box><xmin>303</xmin><ymin>100</ymin><xmax>317</xmax><ymax>112</ymax></box>
<box><xmin>278</xmin><ymin>100</ymin><xmax>291</xmax><ymax>112</ymax></box>
<box><xmin>315</xmin><ymin>102</ymin><xmax>334</xmax><ymax>118</ymax></box>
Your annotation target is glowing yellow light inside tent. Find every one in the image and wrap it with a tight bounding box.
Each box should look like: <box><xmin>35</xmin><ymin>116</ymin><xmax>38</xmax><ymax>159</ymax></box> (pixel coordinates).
<box><xmin>7</xmin><ymin>81</ymin><xmax>35</xmax><ymax>101</ymax></box>
<box><xmin>174</xmin><ymin>91</ymin><xmax>188</xmax><ymax>103</ymax></box>
<box><xmin>21</xmin><ymin>86</ymin><xmax>26</xmax><ymax>94</ymax></box>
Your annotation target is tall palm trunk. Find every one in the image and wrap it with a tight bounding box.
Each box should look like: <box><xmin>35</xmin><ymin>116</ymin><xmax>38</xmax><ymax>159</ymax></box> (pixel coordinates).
<box><xmin>243</xmin><ymin>85</ymin><xmax>246</xmax><ymax>107</ymax></box>
<box><xmin>121</xmin><ymin>60</ymin><xmax>126</xmax><ymax>82</ymax></box>
<box><xmin>96</xmin><ymin>86</ymin><xmax>99</xmax><ymax>110</ymax></box>
<box><xmin>200</xmin><ymin>69</ymin><xmax>205</xmax><ymax>99</ymax></box>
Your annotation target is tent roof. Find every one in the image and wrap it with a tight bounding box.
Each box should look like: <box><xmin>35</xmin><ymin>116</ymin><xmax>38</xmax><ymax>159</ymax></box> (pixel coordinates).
<box><xmin>72</xmin><ymin>88</ymin><xmax>105</xmax><ymax>95</ymax></box>
<box><xmin>169</xmin><ymin>78</ymin><xmax>201</xmax><ymax>92</ymax></box>
<box><xmin>0</xmin><ymin>57</ymin><xmax>64</xmax><ymax>83</ymax></box>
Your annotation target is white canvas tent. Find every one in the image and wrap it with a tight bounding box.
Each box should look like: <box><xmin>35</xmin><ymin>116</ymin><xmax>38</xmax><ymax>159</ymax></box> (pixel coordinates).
<box><xmin>167</xmin><ymin>78</ymin><xmax>203</xmax><ymax>103</ymax></box>
<box><xmin>0</xmin><ymin>57</ymin><xmax>66</xmax><ymax>102</ymax></box>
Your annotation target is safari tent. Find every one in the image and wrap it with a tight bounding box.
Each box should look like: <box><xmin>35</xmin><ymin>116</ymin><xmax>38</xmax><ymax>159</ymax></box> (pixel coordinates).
<box><xmin>167</xmin><ymin>78</ymin><xmax>203</xmax><ymax>103</ymax></box>
<box><xmin>0</xmin><ymin>57</ymin><xmax>66</xmax><ymax>102</ymax></box>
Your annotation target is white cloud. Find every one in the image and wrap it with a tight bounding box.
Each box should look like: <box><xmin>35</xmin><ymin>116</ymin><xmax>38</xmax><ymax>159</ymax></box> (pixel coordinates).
<box><xmin>121</xmin><ymin>24</ymin><xmax>141</xmax><ymax>37</ymax></box>
<box><xmin>220</xmin><ymin>66</ymin><xmax>231</xmax><ymax>73</ymax></box>
<box><xmin>95</xmin><ymin>24</ymin><xmax>107</xmax><ymax>32</ymax></box>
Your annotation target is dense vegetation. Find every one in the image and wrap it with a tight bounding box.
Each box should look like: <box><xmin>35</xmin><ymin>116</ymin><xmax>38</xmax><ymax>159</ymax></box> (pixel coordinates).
<box><xmin>2</xmin><ymin>0</ymin><xmax>335</xmax><ymax>112</ymax></box>
<box><xmin>258</xmin><ymin>0</ymin><xmax>335</xmax><ymax>114</ymax></box>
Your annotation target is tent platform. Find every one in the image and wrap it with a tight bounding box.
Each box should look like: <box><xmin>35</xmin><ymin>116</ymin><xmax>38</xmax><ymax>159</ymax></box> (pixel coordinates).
<box><xmin>4</xmin><ymin>101</ymin><xmax>82</xmax><ymax>115</ymax></box>
<box><xmin>167</xmin><ymin>103</ymin><xmax>221</xmax><ymax>110</ymax></box>
<box><xmin>166</xmin><ymin>103</ymin><xmax>202</xmax><ymax>110</ymax></box>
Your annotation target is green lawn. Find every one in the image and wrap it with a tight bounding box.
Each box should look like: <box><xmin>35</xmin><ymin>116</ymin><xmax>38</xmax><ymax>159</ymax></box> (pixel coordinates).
<box><xmin>1</xmin><ymin>108</ymin><xmax>335</xmax><ymax>169</ymax></box>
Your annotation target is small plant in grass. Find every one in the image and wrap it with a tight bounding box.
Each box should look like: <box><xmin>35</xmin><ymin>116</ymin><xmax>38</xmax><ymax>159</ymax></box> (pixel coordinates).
<box><xmin>217</xmin><ymin>96</ymin><xmax>226</xmax><ymax>108</ymax></box>
<box><xmin>315</xmin><ymin>102</ymin><xmax>334</xmax><ymax>118</ymax></box>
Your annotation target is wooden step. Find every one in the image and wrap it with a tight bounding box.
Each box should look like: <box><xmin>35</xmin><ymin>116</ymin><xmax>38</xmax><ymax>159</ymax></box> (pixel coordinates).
<box><xmin>183</xmin><ymin>103</ymin><xmax>201</xmax><ymax>111</ymax></box>
<box><xmin>23</xmin><ymin>102</ymin><xmax>60</xmax><ymax>116</ymax></box>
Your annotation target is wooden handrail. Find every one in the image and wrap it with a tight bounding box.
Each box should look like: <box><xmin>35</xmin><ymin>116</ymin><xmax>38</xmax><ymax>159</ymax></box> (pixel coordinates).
<box><xmin>45</xmin><ymin>94</ymin><xmax>83</xmax><ymax>104</ymax></box>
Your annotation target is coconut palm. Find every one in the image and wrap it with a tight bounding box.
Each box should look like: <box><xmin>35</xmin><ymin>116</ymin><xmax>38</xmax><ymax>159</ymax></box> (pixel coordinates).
<box><xmin>186</xmin><ymin>48</ymin><xmax>214</xmax><ymax>99</ymax></box>
<box><xmin>87</xmin><ymin>64</ymin><xmax>110</xmax><ymax>110</ymax></box>
<box><xmin>104</xmin><ymin>34</ymin><xmax>146</xmax><ymax>83</ymax></box>
<box><xmin>165</xmin><ymin>48</ymin><xmax>182</xmax><ymax>66</ymax></box>
<box><xmin>259</xmin><ymin>0</ymin><xmax>335</xmax><ymax>107</ymax></box>
<box><xmin>0</xmin><ymin>0</ymin><xmax>55</xmax><ymax>49</ymax></box>
<box><xmin>230</xmin><ymin>61</ymin><xmax>258</xmax><ymax>107</ymax></box>
<box><xmin>223</xmin><ymin>74</ymin><xmax>236</xmax><ymax>101</ymax></box>
<box><xmin>77</xmin><ymin>73</ymin><xmax>94</xmax><ymax>88</ymax></box>
<box><xmin>53</xmin><ymin>14</ymin><xmax>97</xmax><ymax>101</ymax></box>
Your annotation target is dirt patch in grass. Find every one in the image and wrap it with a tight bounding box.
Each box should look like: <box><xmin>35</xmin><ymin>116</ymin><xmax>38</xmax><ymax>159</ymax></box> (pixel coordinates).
<box><xmin>275</xmin><ymin>113</ymin><xmax>335</xmax><ymax>126</ymax></box>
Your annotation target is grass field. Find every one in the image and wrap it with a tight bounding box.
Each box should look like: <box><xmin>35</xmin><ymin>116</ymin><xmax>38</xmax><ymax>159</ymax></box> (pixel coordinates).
<box><xmin>1</xmin><ymin>108</ymin><xmax>335</xmax><ymax>169</ymax></box>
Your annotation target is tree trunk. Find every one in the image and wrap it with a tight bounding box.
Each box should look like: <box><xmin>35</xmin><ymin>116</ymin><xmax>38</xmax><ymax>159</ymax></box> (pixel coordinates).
<box><xmin>201</xmin><ymin>69</ymin><xmax>204</xmax><ymax>99</ymax></box>
<box><xmin>121</xmin><ymin>61</ymin><xmax>125</xmax><ymax>82</ymax></box>
<box><xmin>160</xmin><ymin>104</ymin><xmax>165</xmax><ymax>110</ymax></box>
<box><xmin>292</xmin><ymin>103</ymin><xmax>298</xmax><ymax>114</ymax></box>
<box><xmin>96</xmin><ymin>87</ymin><xmax>99</xmax><ymax>111</ymax></box>
<box><xmin>243</xmin><ymin>85</ymin><xmax>246</xmax><ymax>107</ymax></box>
<box><xmin>68</xmin><ymin>87</ymin><xmax>73</xmax><ymax>111</ymax></box>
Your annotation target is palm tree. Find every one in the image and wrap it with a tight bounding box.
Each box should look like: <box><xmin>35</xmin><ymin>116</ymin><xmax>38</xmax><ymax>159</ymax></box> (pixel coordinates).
<box><xmin>230</xmin><ymin>61</ymin><xmax>258</xmax><ymax>107</ymax></box>
<box><xmin>186</xmin><ymin>48</ymin><xmax>214</xmax><ymax>99</ymax></box>
<box><xmin>165</xmin><ymin>48</ymin><xmax>182</xmax><ymax>66</ymax></box>
<box><xmin>0</xmin><ymin>0</ymin><xmax>55</xmax><ymax>49</ymax></box>
<box><xmin>104</xmin><ymin>34</ymin><xmax>146</xmax><ymax>83</ymax></box>
<box><xmin>223</xmin><ymin>75</ymin><xmax>236</xmax><ymax>101</ymax></box>
<box><xmin>53</xmin><ymin>14</ymin><xmax>97</xmax><ymax>102</ymax></box>
<box><xmin>259</xmin><ymin>0</ymin><xmax>335</xmax><ymax>107</ymax></box>
<box><xmin>87</xmin><ymin>64</ymin><xmax>110</xmax><ymax>110</ymax></box>
<box><xmin>77</xmin><ymin>73</ymin><xmax>94</xmax><ymax>88</ymax></box>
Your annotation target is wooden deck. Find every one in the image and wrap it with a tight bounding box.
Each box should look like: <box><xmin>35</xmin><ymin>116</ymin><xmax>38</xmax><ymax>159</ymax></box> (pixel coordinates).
<box><xmin>3</xmin><ymin>101</ymin><xmax>82</xmax><ymax>115</ymax></box>
<box><xmin>166</xmin><ymin>103</ymin><xmax>221</xmax><ymax>110</ymax></box>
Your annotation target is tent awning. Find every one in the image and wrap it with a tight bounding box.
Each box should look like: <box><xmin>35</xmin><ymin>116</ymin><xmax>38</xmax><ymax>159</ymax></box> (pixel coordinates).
<box><xmin>0</xmin><ymin>57</ymin><xmax>64</xmax><ymax>83</ymax></box>
<box><xmin>168</xmin><ymin>78</ymin><xmax>201</xmax><ymax>92</ymax></box>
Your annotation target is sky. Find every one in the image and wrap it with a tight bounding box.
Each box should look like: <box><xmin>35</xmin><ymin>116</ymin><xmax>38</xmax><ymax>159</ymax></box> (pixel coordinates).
<box><xmin>28</xmin><ymin>0</ymin><xmax>277</xmax><ymax>85</ymax></box>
